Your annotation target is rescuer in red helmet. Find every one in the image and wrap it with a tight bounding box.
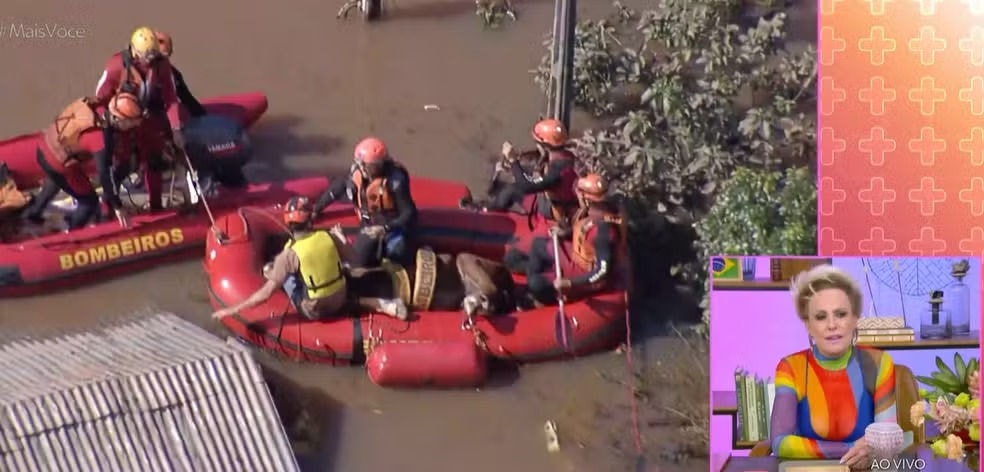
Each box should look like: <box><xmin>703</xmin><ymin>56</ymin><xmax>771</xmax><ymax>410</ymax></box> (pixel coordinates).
<box><xmin>154</xmin><ymin>30</ymin><xmax>207</xmax><ymax>118</ymax></box>
<box><xmin>503</xmin><ymin>173</ymin><xmax>625</xmax><ymax>305</ymax></box>
<box><xmin>211</xmin><ymin>196</ymin><xmax>409</xmax><ymax>321</ymax></box>
<box><xmin>312</xmin><ymin>137</ymin><xmax>419</xmax><ymax>268</ymax></box>
<box><xmin>461</xmin><ymin>118</ymin><xmax>579</xmax><ymax>229</ymax></box>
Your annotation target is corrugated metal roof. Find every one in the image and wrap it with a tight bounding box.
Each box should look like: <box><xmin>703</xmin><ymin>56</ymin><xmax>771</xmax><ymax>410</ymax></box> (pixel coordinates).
<box><xmin>0</xmin><ymin>312</ymin><xmax>299</xmax><ymax>472</ymax></box>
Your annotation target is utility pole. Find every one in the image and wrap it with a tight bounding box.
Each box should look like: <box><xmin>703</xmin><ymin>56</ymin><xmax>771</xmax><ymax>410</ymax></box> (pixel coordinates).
<box><xmin>546</xmin><ymin>0</ymin><xmax>576</xmax><ymax>130</ymax></box>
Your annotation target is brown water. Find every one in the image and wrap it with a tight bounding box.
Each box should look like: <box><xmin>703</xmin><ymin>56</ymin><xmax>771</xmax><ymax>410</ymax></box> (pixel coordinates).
<box><xmin>0</xmin><ymin>0</ymin><xmax>815</xmax><ymax>469</ymax></box>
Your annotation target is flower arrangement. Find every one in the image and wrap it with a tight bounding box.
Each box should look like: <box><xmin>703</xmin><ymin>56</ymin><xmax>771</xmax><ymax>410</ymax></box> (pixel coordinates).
<box><xmin>910</xmin><ymin>353</ymin><xmax>980</xmax><ymax>469</ymax></box>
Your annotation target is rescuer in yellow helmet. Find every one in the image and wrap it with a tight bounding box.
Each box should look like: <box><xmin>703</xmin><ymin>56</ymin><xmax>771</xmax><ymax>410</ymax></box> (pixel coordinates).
<box><xmin>90</xmin><ymin>26</ymin><xmax>187</xmax><ymax>214</ymax></box>
<box><xmin>211</xmin><ymin>196</ymin><xmax>409</xmax><ymax>321</ymax></box>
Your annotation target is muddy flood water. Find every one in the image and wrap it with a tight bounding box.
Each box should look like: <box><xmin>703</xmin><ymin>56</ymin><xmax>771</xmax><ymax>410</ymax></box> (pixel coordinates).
<box><xmin>0</xmin><ymin>0</ymin><xmax>821</xmax><ymax>469</ymax></box>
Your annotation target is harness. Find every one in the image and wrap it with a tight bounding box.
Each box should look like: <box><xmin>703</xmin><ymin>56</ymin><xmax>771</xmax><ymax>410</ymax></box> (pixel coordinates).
<box><xmin>119</xmin><ymin>49</ymin><xmax>160</xmax><ymax>113</ymax></box>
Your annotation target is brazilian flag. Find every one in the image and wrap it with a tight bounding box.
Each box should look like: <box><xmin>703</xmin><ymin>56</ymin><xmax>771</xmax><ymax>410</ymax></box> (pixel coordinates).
<box><xmin>711</xmin><ymin>257</ymin><xmax>741</xmax><ymax>279</ymax></box>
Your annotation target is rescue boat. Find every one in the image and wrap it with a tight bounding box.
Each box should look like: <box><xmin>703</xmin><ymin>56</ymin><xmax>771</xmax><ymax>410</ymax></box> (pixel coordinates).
<box><xmin>1</xmin><ymin>92</ymin><xmax>268</xmax><ymax>188</ymax></box>
<box><xmin>204</xmin><ymin>195</ymin><xmax>629</xmax><ymax>389</ymax></box>
<box><xmin>0</xmin><ymin>176</ymin><xmax>471</xmax><ymax>297</ymax></box>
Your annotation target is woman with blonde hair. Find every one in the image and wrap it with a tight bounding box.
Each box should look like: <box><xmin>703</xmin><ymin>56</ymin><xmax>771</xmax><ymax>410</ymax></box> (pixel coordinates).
<box><xmin>770</xmin><ymin>264</ymin><xmax>897</xmax><ymax>469</ymax></box>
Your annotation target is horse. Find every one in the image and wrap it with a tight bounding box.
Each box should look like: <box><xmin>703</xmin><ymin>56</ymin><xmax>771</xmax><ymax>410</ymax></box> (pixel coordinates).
<box><xmin>346</xmin><ymin>246</ymin><xmax>517</xmax><ymax>318</ymax></box>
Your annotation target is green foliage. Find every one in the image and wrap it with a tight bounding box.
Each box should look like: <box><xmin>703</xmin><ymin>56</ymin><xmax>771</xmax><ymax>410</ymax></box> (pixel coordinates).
<box><xmin>533</xmin><ymin>0</ymin><xmax>817</xmax><ymax>329</ymax></box>
<box><xmin>917</xmin><ymin>353</ymin><xmax>980</xmax><ymax>402</ymax></box>
<box><xmin>696</xmin><ymin>166</ymin><xmax>816</xmax><ymax>256</ymax></box>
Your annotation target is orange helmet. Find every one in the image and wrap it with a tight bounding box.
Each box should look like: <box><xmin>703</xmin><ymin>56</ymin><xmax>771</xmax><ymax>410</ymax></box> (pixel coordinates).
<box><xmin>575</xmin><ymin>173</ymin><xmax>608</xmax><ymax>202</ymax></box>
<box><xmin>108</xmin><ymin>92</ymin><xmax>144</xmax><ymax>120</ymax></box>
<box><xmin>155</xmin><ymin>30</ymin><xmax>173</xmax><ymax>57</ymax></box>
<box><xmin>354</xmin><ymin>137</ymin><xmax>389</xmax><ymax>164</ymax></box>
<box><xmin>283</xmin><ymin>196</ymin><xmax>314</xmax><ymax>225</ymax></box>
<box><xmin>531</xmin><ymin>119</ymin><xmax>568</xmax><ymax>147</ymax></box>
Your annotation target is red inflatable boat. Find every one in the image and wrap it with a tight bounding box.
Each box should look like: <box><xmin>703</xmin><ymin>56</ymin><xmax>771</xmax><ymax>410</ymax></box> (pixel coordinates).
<box><xmin>205</xmin><ymin>191</ymin><xmax>629</xmax><ymax>388</ymax></box>
<box><xmin>1</xmin><ymin>92</ymin><xmax>268</xmax><ymax>188</ymax></box>
<box><xmin>0</xmin><ymin>176</ymin><xmax>470</xmax><ymax>297</ymax></box>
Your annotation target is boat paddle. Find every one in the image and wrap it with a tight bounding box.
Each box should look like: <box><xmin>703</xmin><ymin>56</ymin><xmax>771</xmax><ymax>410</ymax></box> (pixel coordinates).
<box><xmin>168</xmin><ymin>142</ymin><xmax>227</xmax><ymax>243</ymax></box>
<box><xmin>551</xmin><ymin>229</ymin><xmax>573</xmax><ymax>354</ymax></box>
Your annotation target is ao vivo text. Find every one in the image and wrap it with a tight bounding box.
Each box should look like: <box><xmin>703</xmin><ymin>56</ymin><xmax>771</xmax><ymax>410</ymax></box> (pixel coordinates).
<box><xmin>870</xmin><ymin>457</ymin><xmax>927</xmax><ymax>470</ymax></box>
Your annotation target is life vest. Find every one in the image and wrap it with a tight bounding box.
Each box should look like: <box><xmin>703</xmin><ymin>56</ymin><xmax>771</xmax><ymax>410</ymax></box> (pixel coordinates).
<box><xmin>285</xmin><ymin>231</ymin><xmax>346</xmax><ymax>299</ymax></box>
<box><xmin>119</xmin><ymin>49</ymin><xmax>163</xmax><ymax>112</ymax></box>
<box><xmin>571</xmin><ymin>208</ymin><xmax>625</xmax><ymax>273</ymax></box>
<box><xmin>351</xmin><ymin>162</ymin><xmax>405</xmax><ymax>222</ymax></box>
<box><xmin>541</xmin><ymin>150</ymin><xmax>578</xmax><ymax>221</ymax></box>
<box><xmin>40</xmin><ymin>99</ymin><xmax>103</xmax><ymax>166</ymax></box>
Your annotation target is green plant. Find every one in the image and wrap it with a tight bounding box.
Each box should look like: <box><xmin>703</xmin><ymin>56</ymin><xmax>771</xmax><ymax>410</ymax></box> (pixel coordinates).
<box><xmin>912</xmin><ymin>354</ymin><xmax>980</xmax><ymax>468</ymax></box>
<box><xmin>532</xmin><ymin>0</ymin><xmax>817</xmax><ymax>328</ymax></box>
<box><xmin>696</xmin><ymin>166</ymin><xmax>816</xmax><ymax>255</ymax></box>
<box><xmin>917</xmin><ymin>353</ymin><xmax>980</xmax><ymax>402</ymax></box>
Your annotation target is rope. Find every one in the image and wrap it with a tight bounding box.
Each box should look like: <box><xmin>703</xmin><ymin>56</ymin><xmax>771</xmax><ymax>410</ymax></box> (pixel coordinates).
<box><xmin>623</xmin><ymin>304</ymin><xmax>644</xmax><ymax>457</ymax></box>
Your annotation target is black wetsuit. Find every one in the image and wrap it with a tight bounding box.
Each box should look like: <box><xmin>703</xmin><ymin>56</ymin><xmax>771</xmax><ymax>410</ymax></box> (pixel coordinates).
<box><xmin>314</xmin><ymin>162</ymin><xmax>418</xmax><ymax>268</ymax></box>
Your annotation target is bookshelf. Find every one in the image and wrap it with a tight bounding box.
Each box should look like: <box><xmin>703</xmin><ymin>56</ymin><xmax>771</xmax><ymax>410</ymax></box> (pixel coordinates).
<box><xmin>712</xmin><ymin>279</ymin><xmax>790</xmax><ymax>291</ymax></box>
<box><xmin>712</xmin><ymin>257</ymin><xmax>833</xmax><ymax>291</ymax></box>
<box><xmin>859</xmin><ymin>331</ymin><xmax>979</xmax><ymax>350</ymax></box>
<box><xmin>712</xmin><ymin>390</ymin><xmax>762</xmax><ymax>449</ymax></box>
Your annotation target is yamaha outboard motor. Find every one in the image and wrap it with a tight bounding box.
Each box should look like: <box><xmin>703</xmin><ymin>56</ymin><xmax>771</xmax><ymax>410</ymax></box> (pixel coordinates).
<box><xmin>181</xmin><ymin>114</ymin><xmax>252</xmax><ymax>189</ymax></box>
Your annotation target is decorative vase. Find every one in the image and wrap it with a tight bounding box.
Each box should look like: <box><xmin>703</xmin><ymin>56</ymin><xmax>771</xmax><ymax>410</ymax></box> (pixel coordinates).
<box><xmin>920</xmin><ymin>291</ymin><xmax>952</xmax><ymax>339</ymax></box>
<box><xmin>947</xmin><ymin>260</ymin><xmax>971</xmax><ymax>335</ymax></box>
<box><xmin>741</xmin><ymin>258</ymin><xmax>756</xmax><ymax>281</ymax></box>
<box><xmin>953</xmin><ymin>430</ymin><xmax>979</xmax><ymax>470</ymax></box>
<box><xmin>865</xmin><ymin>423</ymin><xmax>905</xmax><ymax>464</ymax></box>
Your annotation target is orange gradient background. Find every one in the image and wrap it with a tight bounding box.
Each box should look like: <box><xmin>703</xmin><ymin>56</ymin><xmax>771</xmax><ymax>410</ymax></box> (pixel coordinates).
<box><xmin>818</xmin><ymin>0</ymin><xmax>984</xmax><ymax>258</ymax></box>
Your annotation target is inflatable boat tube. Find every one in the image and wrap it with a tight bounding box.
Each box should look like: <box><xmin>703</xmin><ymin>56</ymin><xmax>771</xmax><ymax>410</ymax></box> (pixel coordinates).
<box><xmin>366</xmin><ymin>340</ymin><xmax>488</xmax><ymax>388</ymax></box>
<box><xmin>2</xmin><ymin>92</ymin><xmax>268</xmax><ymax>189</ymax></box>
<box><xmin>0</xmin><ymin>175</ymin><xmax>469</xmax><ymax>297</ymax></box>
<box><xmin>205</xmin><ymin>191</ymin><xmax>629</xmax><ymax>377</ymax></box>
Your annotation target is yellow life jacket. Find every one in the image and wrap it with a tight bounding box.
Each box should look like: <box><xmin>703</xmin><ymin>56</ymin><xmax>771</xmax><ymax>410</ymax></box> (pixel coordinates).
<box><xmin>285</xmin><ymin>231</ymin><xmax>346</xmax><ymax>299</ymax></box>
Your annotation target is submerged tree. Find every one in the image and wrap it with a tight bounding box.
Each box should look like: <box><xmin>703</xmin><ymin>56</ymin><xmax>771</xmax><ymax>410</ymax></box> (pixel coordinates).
<box><xmin>533</xmin><ymin>0</ymin><xmax>817</xmax><ymax>325</ymax></box>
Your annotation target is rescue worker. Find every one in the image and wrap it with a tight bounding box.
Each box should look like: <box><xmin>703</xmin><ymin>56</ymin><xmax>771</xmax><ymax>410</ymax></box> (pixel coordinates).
<box><xmin>154</xmin><ymin>31</ymin><xmax>207</xmax><ymax>118</ymax></box>
<box><xmin>211</xmin><ymin>196</ymin><xmax>408</xmax><ymax>321</ymax></box>
<box><xmin>504</xmin><ymin>173</ymin><xmax>623</xmax><ymax>305</ymax></box>
<box><xmin>91</xmin><ymin>26</ymin><xmax>187</xmax><ymax>212</ymax></box>
<box><xmin>312</xmin><ymin>137</ymin><xmax>418</xmax><ymax>268</ymax></box>
<box><xmin>22</xmin><ymin>93</ymin><xmax>146</xmax><ymax>229</ymax></box>
<box><xmin>461</xmin><ymin>119</ymin><xmax>579</xmax><ymax>229</ymax></box>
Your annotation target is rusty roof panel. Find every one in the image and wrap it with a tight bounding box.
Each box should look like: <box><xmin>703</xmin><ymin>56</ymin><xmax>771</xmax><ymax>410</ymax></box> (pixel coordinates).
<box><xmin>0</xmin><ymin>312</ymin><xmax>299</xmax><ymax>472</ymax></box>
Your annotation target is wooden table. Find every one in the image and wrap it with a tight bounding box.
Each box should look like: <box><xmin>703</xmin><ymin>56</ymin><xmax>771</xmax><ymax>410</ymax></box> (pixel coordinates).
<box><xmin>720</xmin><ymin>445</ymin><xmax>972</xmax><ymax>472</ymax></box>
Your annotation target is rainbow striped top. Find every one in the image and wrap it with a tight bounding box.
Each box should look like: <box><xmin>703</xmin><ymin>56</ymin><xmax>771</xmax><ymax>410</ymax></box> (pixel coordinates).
<box><xmin>770</xmin><ymin>346</ymin><xmax>897</xmax><ymax>459</ymax></box>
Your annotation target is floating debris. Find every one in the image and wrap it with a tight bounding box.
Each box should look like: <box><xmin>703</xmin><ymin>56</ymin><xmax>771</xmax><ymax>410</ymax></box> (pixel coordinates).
<box><xmin>544</xmin><ymin>420</ymin><xmax>560</xmax><ymax>452</ymax></box>
<box><xmin>424</xmin><ymin>104</ymin><xmax>441</xmax><ymax>111</ymax></box>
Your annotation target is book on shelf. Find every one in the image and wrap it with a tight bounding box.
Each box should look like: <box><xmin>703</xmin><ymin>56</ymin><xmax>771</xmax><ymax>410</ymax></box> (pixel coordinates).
<box><xmin>857</xmin><ymin>316</ymin><xmax>905</xmax><ymax>330</ymax></box>
<box><xmin>735</xmin><ymin>368</ymin><xmax>748</xmax><ymax>441</ymax></box>
<box><xmin>858</xmin><ymin>327</ymin><xmax>914</xmax><ymax>336</ymax></box>
<box><xmin>857</xmin><ymin>326</ymin><xmax>915</xmax><ymax>344</ymax></box>
<box><xmin>734</xmin><ymin>369</ymin><xmax>775</xmax><ymax>443</ymax></box>
<box><xmin>857</xmin><ymin>334</ymin><xmax>916</xmax><ymax>343</ymax></box>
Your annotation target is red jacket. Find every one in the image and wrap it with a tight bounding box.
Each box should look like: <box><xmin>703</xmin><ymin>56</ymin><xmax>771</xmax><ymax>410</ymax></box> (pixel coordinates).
<box><xmin>93</xmin><ymin>50</ymin><xmax>184</xmax><ymax>131</ymax></box>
